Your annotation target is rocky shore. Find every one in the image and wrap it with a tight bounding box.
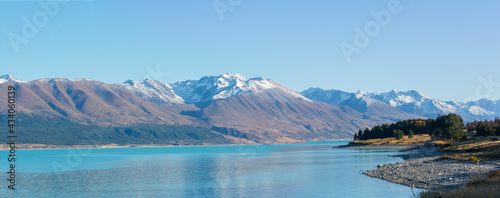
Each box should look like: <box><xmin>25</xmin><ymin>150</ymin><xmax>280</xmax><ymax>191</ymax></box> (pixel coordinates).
<box><xmin>363</xmin><ymin>147</ymin><xmax>500</xmax><ymax>189</ymax></box>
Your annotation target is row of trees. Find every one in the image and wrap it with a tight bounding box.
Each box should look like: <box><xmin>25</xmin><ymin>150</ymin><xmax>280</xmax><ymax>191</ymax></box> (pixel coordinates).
<box><xmin>354</xmin><ymin>113</ymin><xmax>465</xmax><ymax>140</ymax></box>
<box><xmin>465</xmin><ymin>118</ymin><xmax>500</xmax><ymax>136</ymax></box>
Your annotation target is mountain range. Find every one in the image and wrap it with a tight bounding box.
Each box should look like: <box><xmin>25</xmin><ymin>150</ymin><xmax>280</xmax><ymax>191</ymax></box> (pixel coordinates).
<box><xmin>301</xmin><ymin>88</ymin><xmax>500</xmax><ymax>122</ymax></box>
<box><xmin>0</xmin><ymin>73</ymin><xmax>498</xmax><ymax>145</ymax></box>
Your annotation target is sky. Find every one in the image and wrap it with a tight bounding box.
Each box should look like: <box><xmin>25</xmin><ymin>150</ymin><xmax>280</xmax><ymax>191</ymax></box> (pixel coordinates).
<box><xmin>1</xmin><ymin>0</ymin><xmax>499</xmax><ymax>102</ymax></box>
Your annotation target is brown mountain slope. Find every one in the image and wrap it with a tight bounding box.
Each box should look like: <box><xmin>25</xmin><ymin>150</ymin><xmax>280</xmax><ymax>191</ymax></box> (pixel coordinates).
<box><xmin>0</xmin><ymin>76</ymin><xmax>426</xmax><ymax>145</ymax></box>
<box><xmin>184</xmin><ymin>89</ymin><xmax>397</xmax><ymax>143</ymax></box>
<box><xmin>0</xmin><ymin>79</ymin><xmax>205</xmax><ymax>126</ymax></box>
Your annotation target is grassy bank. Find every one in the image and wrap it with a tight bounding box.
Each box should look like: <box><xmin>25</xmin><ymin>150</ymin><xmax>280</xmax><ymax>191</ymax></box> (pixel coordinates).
<box><xmin>439</xmin><ymin>136</ymin><xmax>500</xmax><ymax>161</ymax></box>
<box><xmin>348</xmin><ymin>134</ymin><xmax>500</xmax><ymax>162</ymax></box>
<box><xmin>420</xmin><ymin>171</ymin><xmax>500</xmax><ymax>198</ymax></box>
<box><xmin>347</xmin><ymin>134</ymin><xmax>431</xmax><ymax>146</ymax></box>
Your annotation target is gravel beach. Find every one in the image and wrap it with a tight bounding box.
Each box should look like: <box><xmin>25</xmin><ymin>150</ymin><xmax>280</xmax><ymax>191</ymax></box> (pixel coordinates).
<box><xmin>363</xmin><ymin>147</ymin><xmax>500</xmax><ymax>189</ymax></box>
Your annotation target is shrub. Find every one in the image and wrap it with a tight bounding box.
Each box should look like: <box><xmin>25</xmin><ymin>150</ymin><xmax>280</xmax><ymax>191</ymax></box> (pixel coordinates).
<box><xmin>395</xmin><ymin>129</ymin><xmax>404</xmax><ymax>140</ymax></box>
<box><xmin>408</xmin><ymin>130</ymin><xmax>414</xmax><ymax>138</ymax></box>
<box><xmin>469</xmin><ymin>156</ymin><xmax>478</xmax><ymax>162</ymax></box>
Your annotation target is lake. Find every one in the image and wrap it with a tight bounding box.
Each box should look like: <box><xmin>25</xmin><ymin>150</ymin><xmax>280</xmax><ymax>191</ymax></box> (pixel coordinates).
<box><xmin>1</xmin><ymin>141</ymin><xmax>422</xmax><ymax>197</ymax></box>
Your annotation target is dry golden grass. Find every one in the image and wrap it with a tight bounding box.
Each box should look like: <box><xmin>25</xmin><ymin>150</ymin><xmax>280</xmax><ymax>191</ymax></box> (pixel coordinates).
<box><xmin>441</xmin><ymin>137</ymin><xmax>500</xmax><ymax>152</ymax></box>
<box><xmin>350</xmin><ymin>134</ymin><xmax>431</xmax><ymax>145</ymax></box>
<box><xmin>439</xmin><ymin>136</ymin><xmax>500</xmax><ymax>161</ymax></box>
<box><xmin>431</xmin><ymin>140</ymin><xmax>453</xmax><ymax>146</ymax></box>
<box><xmin>440</xmin><ymin>153</ymin><xmax>477</xmax><ymax>161</ymax></box>
<box><xmin>350</xmin><ymin>135</ymin><xmax>500</xmax><ymax>161</ymax></box>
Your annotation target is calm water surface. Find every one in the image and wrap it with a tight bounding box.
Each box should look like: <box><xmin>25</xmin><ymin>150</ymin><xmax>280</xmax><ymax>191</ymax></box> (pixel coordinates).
<box><xmin>1</xmin><ymin>141</ymin><xmax>422</xmax><ymax>197</ymax></box>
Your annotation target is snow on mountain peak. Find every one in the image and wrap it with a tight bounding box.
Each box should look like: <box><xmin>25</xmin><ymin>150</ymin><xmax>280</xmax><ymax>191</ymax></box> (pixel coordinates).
<box><xmin>171</xmin><ymin>73</ymin><xmax>310</xmax><ymax>104</ymax></box>
<box><xmin>123</xmin><ymin>79</ymin><xmax>134</xmax><ymax>85</ymax></box>
<box><xmin>300</xmin><ymin>88</ymin><xmax>352</xmax><ymax>106</ymax></box>
<box><xmin>0</xmin><ymin>74</ymin><xmax>22</xmax><ymax>83</ymax></box>
<box><xmin>355</xmin><ymin>90</ymin><xmax>368</xmax><ymax>98</ymax></box>
<box><xmin>213</xmin><ymin>73</ymin><xmax>248</xmax><ymax>89</ymax></box>
<box><xmin>302</xmin><ymin>87</ymin><xmax>500</xmax><ymax>121</ymax></box>
<box><xmin>0</xmin><ymin>74</ymin><xmax>14</xmax><ymax>80</ymax></box>
<box><xmin>374</xmin><ymin>89</ymin><xmax>428</xmax><ymax>106</ymax></box>
<box><xmin>220</xmin><ymin>73</ymin><xmax>248</xmax><ymax>80</ymax></box>
<box><xmin>115</xmin><ymin>79</ymin><xmax>184</xmax><ymax>106</ymax></box>
<box><xmin>467</xmin><ymin>105</ymin><xmax>494</xmax><ymax>116</ymax></box>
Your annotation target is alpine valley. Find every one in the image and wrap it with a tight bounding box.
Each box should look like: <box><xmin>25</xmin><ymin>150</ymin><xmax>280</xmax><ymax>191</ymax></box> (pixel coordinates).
<box><xmin>1</xmin><ymin>73</ymin><xmax>499</xmax><ymax>145</ymax></box>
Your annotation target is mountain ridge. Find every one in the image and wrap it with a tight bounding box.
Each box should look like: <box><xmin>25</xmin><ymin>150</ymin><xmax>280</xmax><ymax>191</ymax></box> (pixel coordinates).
<box><xmin>170</xmin><ymin>73</ymin><xmax>311</xmax><ymax>106</ymax></box>
<box><xmin>1</xmin><ymin>73</ymin><xmax>499</xmax><ymax>145</ymax></box>
<box><xmin>301</xmin><ymin>87</ymin><xmax>499</xmax><ymax>122</ymax></box>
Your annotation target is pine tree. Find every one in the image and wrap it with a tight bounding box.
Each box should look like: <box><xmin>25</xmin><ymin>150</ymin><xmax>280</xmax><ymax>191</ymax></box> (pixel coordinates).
<box><xmin>485</xmin><ymin>124</ymin><xmax>495</xmax><ymax>136</ymax></box>
<box><xmin>477</xmin><ymin>122</ymin><xmax>485</xmax><ymax>136</ymax></box>
<box><xmin>446</xmin><ymin>114</ymin><xmax>464</xmax><ymax>140</ymax></box>
<box><xmin>363</xmin><ymin>128</ymin><xmax>370</xmax><ymax>140</ymax></box>
<box><xmin>358</xmin><ymin>129</ymin><xmax>363</xmax><ymax>140</ymax></box>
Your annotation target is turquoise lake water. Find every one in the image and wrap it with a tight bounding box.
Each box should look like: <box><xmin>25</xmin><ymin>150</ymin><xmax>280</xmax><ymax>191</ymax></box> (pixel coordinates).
<box><xmin>0</xmin><ymin>141</ymin><xmax>422</xmax><ymax>197</ymax></box>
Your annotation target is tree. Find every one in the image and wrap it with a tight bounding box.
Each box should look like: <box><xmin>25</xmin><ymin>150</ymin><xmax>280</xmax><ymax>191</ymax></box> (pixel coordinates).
<box><xmin>476</xmin><ymin>122</ymin><xmax>495</xmax><ymax>137</ymax></box>
<box><xmin>353</xmin><ymin>133</ymin><xmax>358</xmax><ymax>140</ymax></box>
<box><xmin>363</xmin><ymin>128</ymin><xmax>370</xmax><ymax>140</ymax></box>
<box><xmin>408</xmin><ymin>130</ymin><xmax>414</xmax><ymax>138</ymax></box>
<box><xmin>431</xmin><ymin>113</ymin><xmax>464</xmax><ymax>140</ymax></box>
<box><xmin>395</xmin><ymin>129</ymin><xmax>404</xmax><ymax>140</ymax></box>
<box><xmin>445</xmin><ymin>114</ymin><xmax>464</xmax><ymax>140</ymax></box>
<box><xmin>477</xmin><ymin>122</ymin><xmax>485</xmax><ymax>136</ymax></box>
<box><xmin>351</xmin><ymin>114</ymin><xmax>464</xmax><ymax>141</ymax></box>
<box><xmin>485</xmin><ymin>124</ymin><xmax>495</xmax><ymax>136</ymax></box>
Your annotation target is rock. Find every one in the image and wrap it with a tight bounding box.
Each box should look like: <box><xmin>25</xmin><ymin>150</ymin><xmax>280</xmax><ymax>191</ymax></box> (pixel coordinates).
<box><xmin>362</xmin><ymin>148</ymin><xmax>498</xmax><ymax>190</ymax></box>
<box><xmin>424</xmin><ymin>140</ymin><xmax>434</xmax><ymax>147</ymax></box>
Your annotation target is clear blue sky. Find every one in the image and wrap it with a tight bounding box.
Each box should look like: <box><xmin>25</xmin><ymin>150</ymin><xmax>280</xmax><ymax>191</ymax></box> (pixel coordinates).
<box><xmin>1</xmin><ymin>0</ymin><xmax>499</xmax><ymax>102</ymax></box>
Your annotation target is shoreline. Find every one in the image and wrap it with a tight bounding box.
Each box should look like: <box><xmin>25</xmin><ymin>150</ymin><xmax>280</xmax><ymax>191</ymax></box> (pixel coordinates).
<box><xmin>335</xmin><ymin>144</ymin><xmax>422</xmax><ymax>150</ymax></box>
<box><xmin>0</xmin><ymin>139</ymin><xmax>350</xmax><ymax>151</ymax></box>
<box><xmin>356</xmin><ymin>145</ymin><xmax>500</xmax><ymax>189</ymax></box>
<box><xmin>0</xmin><ymin>143</ymin><xmax>261</xmax><ymax>151</ymax></box>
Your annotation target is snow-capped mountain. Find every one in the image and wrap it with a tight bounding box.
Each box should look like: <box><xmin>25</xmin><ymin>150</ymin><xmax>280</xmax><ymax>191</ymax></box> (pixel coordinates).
<box><xmin>300</xmin><ymin>88</ymin><xmax>352</xmax><ymax>106</ymax></box>
<box><xmin>301</xmin><ymin>88</ymin><xmax>424</xmax><ymax>121</ymax></box>
<box><xmin>3</xmin><ymin>73</ymin><xmax>500</xmax><ymax>144</ymax></box>
<box><xmin>466</xmin><ymin>98</ymin><xmax>500</xmax><ymax>113</ymax></box>
<box><xmin>0</xmin><ymin>74</ymin><xmax>392</xmax><ymax>142</ymax></box>
<box><xmin>115</xmin><ymin>78</ymin><xmax>184</xmax><ymax>106</ymax></box>
<box><xmin>0</xmin><ymin>76</ymin><xmax>201</xmax><ymax>126</ymax></box>
<box><xmin>0</xmin><ymin>74</ymin><xmax>23</xmax><ymax>83</ymax></box>
<box><xmin>301</xmin><ymin>88</ymin><xmax>499</xmax><ymax>121</ymax></box>
<box><xmin>4</xmin><ymin>73</ymin><xmax>499</xmax><ymax>123</ymax></box>
<box><xmin>367</xmin><ymin>90</ymin><xmax>497</xmax><ymax>121</ymax></box>
<box><xmin>171</xmin><ymin>73</ymin><xmax>311</xmax><ymax>104</ymax></box>
<box><xmin>365</xmin><ymin>90</ymin><xmax>458</xmax><ymax>117</ymax></box>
